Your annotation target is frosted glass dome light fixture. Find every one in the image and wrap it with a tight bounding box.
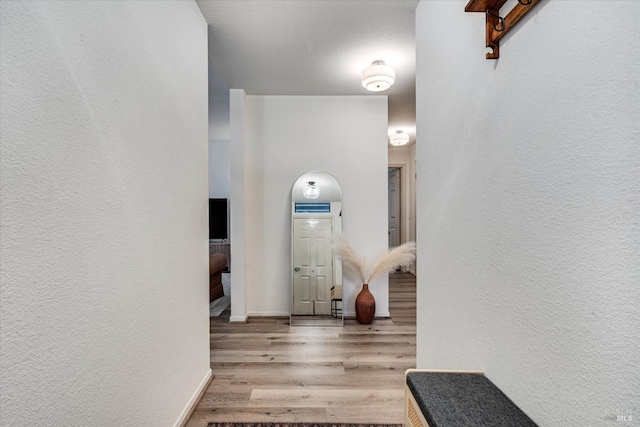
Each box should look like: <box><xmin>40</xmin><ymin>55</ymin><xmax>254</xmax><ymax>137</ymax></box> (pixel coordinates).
<box><xmin>389</xmin><ymin>130</ymin><xmax>410</xmax><ymax>146</ymax></box>
<box><xmin>303</xmin><ymin>181</ymin><xmax>320</xmax><ymax>199</ymax></box>
<box><xmin>362</xmin><ymin>60</ymin><xmax>395</xmax><ymax>92</ymax></box>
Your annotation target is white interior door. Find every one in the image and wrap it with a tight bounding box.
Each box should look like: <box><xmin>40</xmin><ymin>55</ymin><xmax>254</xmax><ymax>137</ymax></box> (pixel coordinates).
<box><xmin>388</xmin><ymin>167</ymin><xmax>401</xmax><ymax>248</ymax></box>
<box><xmin>292</xmin><ymin>218</ymin><xmax>333</xmax><ymax>316</ymax></box>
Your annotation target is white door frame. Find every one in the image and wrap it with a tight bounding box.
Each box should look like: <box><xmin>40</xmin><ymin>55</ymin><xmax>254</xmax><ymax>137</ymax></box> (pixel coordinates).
<box><xmin>388</xmin><ymin>167</ymin><xmax>401</xmax><ymax>248</ymax></box>
<box><xmin>388</xmin><ymin>163</ymin><xmax>408</xmax><ymax>247</ymax></box>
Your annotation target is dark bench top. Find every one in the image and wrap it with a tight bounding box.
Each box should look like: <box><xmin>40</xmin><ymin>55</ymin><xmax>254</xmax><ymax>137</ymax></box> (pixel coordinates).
<box><xmin>406</xmin><ymin>372</ymin><xmax>538</xmax><ymax>427</ymax></box>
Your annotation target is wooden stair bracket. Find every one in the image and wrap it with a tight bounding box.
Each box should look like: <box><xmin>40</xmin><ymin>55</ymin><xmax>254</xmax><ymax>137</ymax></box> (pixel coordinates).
<box><xmin>465</xmin><ymin>0</ymin><xmax>540</xmax><ymax>59</ymax></box>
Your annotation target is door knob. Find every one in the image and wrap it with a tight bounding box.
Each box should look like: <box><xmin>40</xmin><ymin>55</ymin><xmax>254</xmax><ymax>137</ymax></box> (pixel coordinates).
<box><xmin>294</xmin><ymin>266</ymin><xmax>301</xmax><ymax>272</ymax></box>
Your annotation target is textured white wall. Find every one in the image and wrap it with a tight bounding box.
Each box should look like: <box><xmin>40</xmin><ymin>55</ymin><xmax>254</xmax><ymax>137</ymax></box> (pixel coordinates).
<box><xmin>0</xmin><ymin>1</ymin><xmax>210</xmax><ymax>425</ymax></box>
<box><xmin>239</xmin><ymin>96</ymin><xmax>389</xmax><ymax>317</ymax></box>
<box><xmin>415</xmin><ymin>1</ymin><xmax>640</xmax><ymax>426</ymax></box>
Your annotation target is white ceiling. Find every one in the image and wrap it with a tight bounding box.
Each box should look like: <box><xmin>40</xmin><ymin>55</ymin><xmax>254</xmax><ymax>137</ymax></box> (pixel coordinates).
<box><xmin>196</xmin><ymin>0</ymin><xmax>418</xmax><ymax>145</ymax></box>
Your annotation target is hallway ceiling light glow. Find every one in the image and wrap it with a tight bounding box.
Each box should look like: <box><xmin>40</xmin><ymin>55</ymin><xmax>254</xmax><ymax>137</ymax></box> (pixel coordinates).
<box><xmin>362</xmin><ymin>60</ymin><xmax>395</xmax><ymax>92</ymax></box>
<box><xmin>389</xmin><ymin>130</ymin><xmax>410</xmax><ymax>146</ymax></box>
<box><xmin>303</xmin><ymin>181</ymin><xmax>320</xmax><ymax>199</ymax></box>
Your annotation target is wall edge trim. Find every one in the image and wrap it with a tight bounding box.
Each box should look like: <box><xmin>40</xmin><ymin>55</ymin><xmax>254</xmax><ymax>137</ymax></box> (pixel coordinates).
<box><xmin>229</xmin><ymin>314</ymin><xmax>249</xmax><ymax>323</ymax></box>
<box><xmin>174</xmin><ymin>368</ymin><xmax>213</xmax><ymax>427</ymax></box>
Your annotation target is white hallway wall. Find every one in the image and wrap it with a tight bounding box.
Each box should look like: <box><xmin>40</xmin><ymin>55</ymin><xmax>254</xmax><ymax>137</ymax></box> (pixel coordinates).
<box><xmin>208</xmin><ymin>59</ymin><xmax>231</xmax><ymax>204</ymax></box>
<box><xmin>0</xmin><ymin>1</ymin><xmax>210</xmax><ymax>425</ymax></box>
<box><xmin>230</xmin><ymin>95</ymin><xmax>389</xmax><ymax>319</ymax></box>
<box><xmin>209</xmin><ymin>140</ymin><xmax>231</xmax><ymax>200</ymax></box>
<box><xmin>416</xmin><ymin>1</ymin><xmax>640</xmax><ymax>426</ymax></box>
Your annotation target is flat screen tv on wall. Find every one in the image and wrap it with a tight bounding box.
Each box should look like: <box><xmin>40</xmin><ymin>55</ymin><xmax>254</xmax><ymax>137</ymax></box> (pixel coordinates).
<box><xmin>209</xmin><ymin>198</ymin><xmax>228</xmax><ymax>240</ymax></box>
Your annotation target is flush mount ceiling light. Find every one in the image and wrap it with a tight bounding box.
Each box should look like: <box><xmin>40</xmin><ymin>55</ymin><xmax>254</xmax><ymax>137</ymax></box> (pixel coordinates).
<box><xmin>389</xmin><ymin>130</ymin><xmax>410</xmax><ymax>146</ymax></box>
<box><xmin>303</xmin><ymin>181</ymin><xmax>320</xmax><ymax>199</ymax></box>
<box><xmin>362</xmin><ymin>60</ymin><xmax>395</xmax><ymax>92</ymax></box>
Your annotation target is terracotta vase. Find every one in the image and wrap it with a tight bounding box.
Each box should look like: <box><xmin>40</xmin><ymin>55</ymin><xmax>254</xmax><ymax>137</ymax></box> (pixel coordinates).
<box><xmin>355</xmin><ymin>284</ymin><xmax>376</xmax><ymax>324</ymax></box>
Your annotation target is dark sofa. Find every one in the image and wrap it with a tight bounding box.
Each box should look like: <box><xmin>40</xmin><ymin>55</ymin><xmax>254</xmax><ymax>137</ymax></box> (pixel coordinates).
<box><xmin>209</xmin><ymin>253</ymin><xmax>228</xmax><ymax>302</ymax></box>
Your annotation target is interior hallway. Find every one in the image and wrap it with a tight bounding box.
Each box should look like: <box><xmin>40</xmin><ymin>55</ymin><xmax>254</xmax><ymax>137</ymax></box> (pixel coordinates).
<box><xmin>186</xmin><ymin>272</ymin><xmax>416</xmax><ymax>425</ymax></box>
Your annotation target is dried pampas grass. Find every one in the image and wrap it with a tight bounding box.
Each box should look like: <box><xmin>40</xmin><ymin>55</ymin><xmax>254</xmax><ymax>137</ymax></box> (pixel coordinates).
<box><xmin>333</xmin><ymin>235</ymin><xmax>416</xmax><ymax>285</ymax></box>
<box><xmin>333</xmin><ymin>235</ymin><xmax>367</xmax><ymax>283</ymax></box>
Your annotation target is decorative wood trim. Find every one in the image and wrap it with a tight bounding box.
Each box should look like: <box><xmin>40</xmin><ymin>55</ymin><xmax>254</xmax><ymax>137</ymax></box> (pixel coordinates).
<box><xmin>406</xmin><ymin>368</ymin><xmax>485</xmax><ymax>374</ymax></box>
<box><xmin>406</xmin><ymin>384</ymin><xmax>430</xmax><ymax>427</ymax></box>
<box><xmin>465</xmin><ymin>0</ymin><xmax>541</xmax><ymax>59</ymax></box>
<box><xmin>404</xmin><ymin>369</ymin><xmax>485</xmax><ymax>427</ymax></box>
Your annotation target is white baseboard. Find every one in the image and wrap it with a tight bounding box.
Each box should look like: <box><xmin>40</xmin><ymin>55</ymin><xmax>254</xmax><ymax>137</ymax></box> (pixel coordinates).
<box><xmin>229</xmin><ymin>314</ymin><xmax>248</xmax><ymax>323</ymax></box>
<box><xmin>247</xmin><ymin>311</ymin><xmax>290</xmax><ymax>318</ymax></box>
<box><xmin>174</xmin><ymin>368</ymin><xmax>212</xmax><ymax>427</ymax></box>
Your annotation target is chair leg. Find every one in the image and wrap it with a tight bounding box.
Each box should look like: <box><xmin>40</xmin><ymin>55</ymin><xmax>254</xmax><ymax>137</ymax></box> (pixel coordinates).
<box><xmin>331</xmin><ymin>299</ymin><xmax>342</xmax><ymax>317</ymax></box>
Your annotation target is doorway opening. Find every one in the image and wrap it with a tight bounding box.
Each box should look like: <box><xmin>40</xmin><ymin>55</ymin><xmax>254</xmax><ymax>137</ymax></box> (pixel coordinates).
<box><xmin>388</xmin><ymin>167</ymin><xmax>401</xmax><ymax>250</ymax></box>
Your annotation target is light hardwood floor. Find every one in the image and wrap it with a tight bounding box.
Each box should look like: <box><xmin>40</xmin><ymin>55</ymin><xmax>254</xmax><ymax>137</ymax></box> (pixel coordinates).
<box><xmin>186</xmin><ymin>272</ymin><xmax>416</xmax><ymax>425</ymax></box>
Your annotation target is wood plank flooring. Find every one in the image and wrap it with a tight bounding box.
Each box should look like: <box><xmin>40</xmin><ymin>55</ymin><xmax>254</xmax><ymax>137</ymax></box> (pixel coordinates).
<box><xmin>186</xmin><ymin>272</ymin><xmax>416</xmax><ymax>425</ymax></box>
